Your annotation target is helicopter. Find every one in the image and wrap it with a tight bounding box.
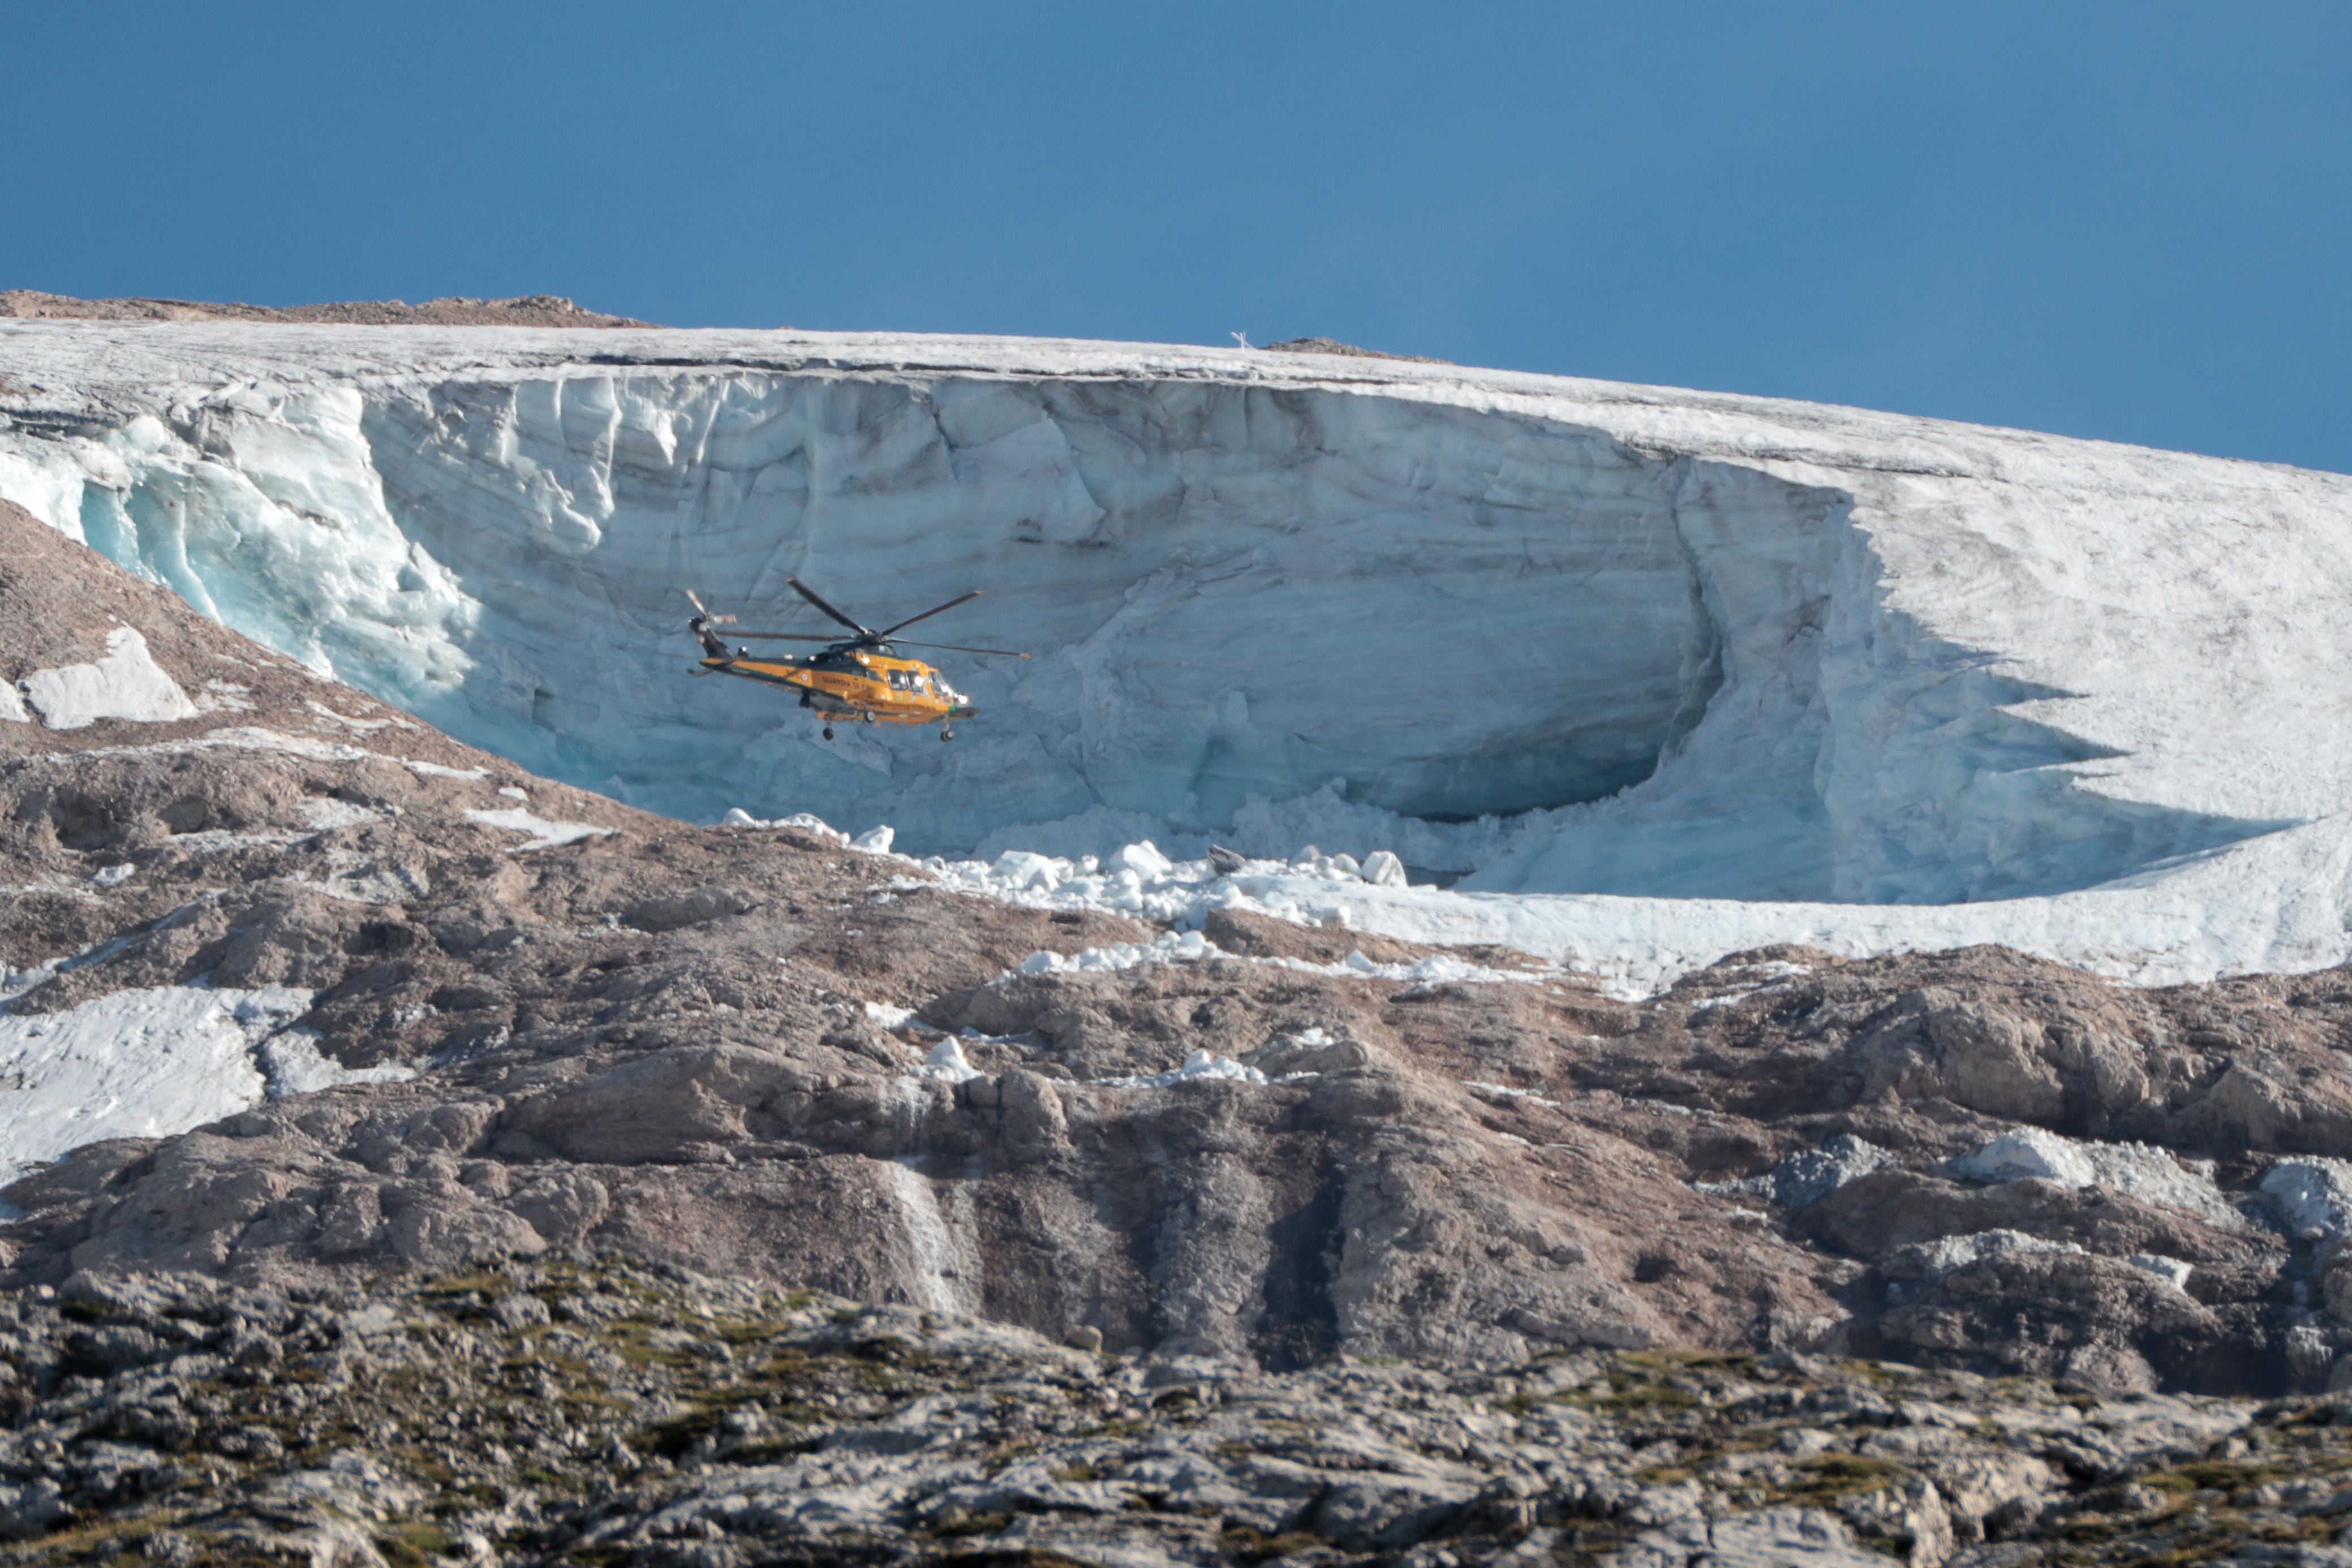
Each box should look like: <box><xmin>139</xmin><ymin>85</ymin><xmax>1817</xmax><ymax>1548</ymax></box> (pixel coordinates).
<box><xmin>683</xmin><ymin>578</ymin><xmax>1029</xmax><ymax>741</ymax></box>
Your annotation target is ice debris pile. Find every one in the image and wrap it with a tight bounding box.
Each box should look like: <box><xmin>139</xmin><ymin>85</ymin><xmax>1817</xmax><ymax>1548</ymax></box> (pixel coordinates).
<box><xmin>9</xmin><ymin>324</ymin><xmax>2352</xmax><ymax>985</ymax></box>
<box><xmin>769</xmin><ymin>816</ymin><xmax>1576</xmax><ymax>984</ymax></box>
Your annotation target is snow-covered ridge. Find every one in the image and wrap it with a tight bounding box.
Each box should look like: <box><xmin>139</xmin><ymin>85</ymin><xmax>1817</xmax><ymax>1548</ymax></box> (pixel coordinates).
<box><xmin>6</xmin><ymin>323</ymin><xmax>2352</xmax><ymax>983</ymax></box>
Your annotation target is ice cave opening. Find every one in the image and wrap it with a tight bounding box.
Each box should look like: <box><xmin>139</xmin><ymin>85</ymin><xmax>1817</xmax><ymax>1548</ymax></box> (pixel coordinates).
<box><xmin>7</xmin><ymin>360</ymin><xmax>2292</xmax><ymax>907</ymax></box>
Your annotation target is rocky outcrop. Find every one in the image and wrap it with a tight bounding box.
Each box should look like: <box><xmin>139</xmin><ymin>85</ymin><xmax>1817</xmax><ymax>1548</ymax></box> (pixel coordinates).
<box><xmin>11</xmin><ymin>496</ymin><xmax>2352</xmax><ymax>1399</ymax></box>
<box><xmin>0</xmin><ymin>1257</ymin><xmax>2338</xmax><ymax>1568</ymax></box>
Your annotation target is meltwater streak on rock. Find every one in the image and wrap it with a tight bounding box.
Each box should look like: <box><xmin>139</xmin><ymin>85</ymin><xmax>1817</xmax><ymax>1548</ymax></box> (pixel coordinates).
<box><xmin>887</xmin><ymin>1158</ymin><xmax>986</xmax><ymax>1318</ymax></box>
<box><xmin>885</xmin><ymin>1070</ymin><xmax>986</xmax><ymax>1317</ymax></box>
<box><xmin>2</xmin><ymin>323</ymin><xmax>2350</xmax><ymax>987</ymax></box>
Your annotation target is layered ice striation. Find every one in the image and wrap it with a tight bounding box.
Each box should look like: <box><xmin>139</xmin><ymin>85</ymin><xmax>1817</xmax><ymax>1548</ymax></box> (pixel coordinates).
<box><xmin>6</xmin><ymin>324</ymin><xmax>2352</xmax><ymax>982</ymax></box>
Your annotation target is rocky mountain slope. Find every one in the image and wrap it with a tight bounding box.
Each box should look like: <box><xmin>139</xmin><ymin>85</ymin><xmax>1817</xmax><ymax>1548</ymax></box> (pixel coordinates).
<box><xmin>7</xmin><ymin>1256</ymin><xmax>2347</xmax><ymax>1568</ymax></box>
<box><xmin>9</xmin><ymin>493</ymin><xmax>2352</xmax><ymax>1401</ymax></box>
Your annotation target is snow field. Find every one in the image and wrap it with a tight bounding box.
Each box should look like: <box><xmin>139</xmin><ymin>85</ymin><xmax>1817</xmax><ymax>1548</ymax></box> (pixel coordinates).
<box><xmin>0</xmin><ymin>985</ymin><xmax>414</xmax><ymax>1189</ymax></box>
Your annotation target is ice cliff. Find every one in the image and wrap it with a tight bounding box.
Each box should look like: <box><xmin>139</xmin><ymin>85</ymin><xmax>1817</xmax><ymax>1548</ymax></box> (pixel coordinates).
<box><xmin>5</xmin><ymin>322</ymin><xmax>2350</xmax><ymax>983</ymax></box>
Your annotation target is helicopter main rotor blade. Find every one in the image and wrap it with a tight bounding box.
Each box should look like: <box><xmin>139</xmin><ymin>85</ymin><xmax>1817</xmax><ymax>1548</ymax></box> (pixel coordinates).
<box><xmin>782</xmin><ymin>578</ymin><xmax>872</xmax><ymax>637</ymax></box>
<box><xmin>886</xmin><ymin>639</ymin><xmax>1033</xmax><ymax>658</ymax></box>
<box><xmin>723</xmin><ymin>631</ymin><xmax>848</xmax><ymax>641</ymax></box>
<box><xmin>876</xmin><ymin>589</ymin><xmax>984</xmax><ymax>637</ymax></box>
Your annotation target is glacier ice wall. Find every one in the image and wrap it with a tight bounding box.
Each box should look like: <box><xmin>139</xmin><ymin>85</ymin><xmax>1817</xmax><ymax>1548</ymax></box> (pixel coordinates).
<box><xmin>2</xmin><ymin>324</ymin><xmax>2348</xmax><ymax>950</ymax></box>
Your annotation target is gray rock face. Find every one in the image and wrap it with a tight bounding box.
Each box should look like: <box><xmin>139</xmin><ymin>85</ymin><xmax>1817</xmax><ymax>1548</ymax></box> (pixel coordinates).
<box><xmin>9</xmin><ymin>496</ymin><xmax>2352</xmax><ymax>1398</ymax></box>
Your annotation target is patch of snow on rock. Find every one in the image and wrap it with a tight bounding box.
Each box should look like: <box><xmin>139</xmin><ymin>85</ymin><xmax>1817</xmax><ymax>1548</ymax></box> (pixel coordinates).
<box><xmin>75</xmin><ymin>727</ymin><xmax>369</xmax><ymax>764</ymax></box>
<box><xmin>0</xmin><ymin>680</ymin><xmax>26</xmax><ymax>723</ymax></box>
<box><xmin>2259</xmin><ymin>1158</ymin><xmax>2352</xmax><ymax>1242</ymax></box>
<box><xmin>256</xmin><ymin>1033</ymin><xmax>418</xmax><ymax>1097</ymax></box>
<box><xmin>724</xmin><ymin>808</ymin><xmax>896</xmax><ymax>851</ymax></box>
<box><xmin>19</xmin><ymin>627</ymin><xmax>199</xmax><ymax>729</ymax></box>
<box><xmin>0</xmin><ymin>985</ymin><xmax>311</xmax><ymax>1183</ymax></box>
<box><xmin>305</xmin><ymin>699</ymin><xmax>410</xmax><ymax>731</ymax></box>
<box><xmin>1906</xmin><ymin>1229</ymin><xmax>2087</xmax><ymax>1279</ymax></box>
<box><xmin>1950</xmin><ymin>1127</ymin><xmax>2242</xmax><ymax>1229</ymax></box>
<box><xmin>462</xmin><ymin>806</ymin><xmax>613</xmax><ymax>852</ymax></box>
<box><xmin>1465</xmin><ymin>1081</ymin><xmax>1564</xmax><ymax>1108</ymax></box>
<box><xmin>1096</xmin><ymin>1049</ymin><xmax>1268</xmax><ymax>1090</ymax></box>
<box><xmin>2130</xmin><ymin>1254</ymin><xmax>2196</xmax><ymax>1293</ymax></box>
<box><xmin>297</xmin><ymin>796</ymin><xmax>384</xmax><ymax>832</ymax></box>
<box><xmin>194</xmin><ymin>679</ymin><xmax>255</xmax><ymax>713</ymax></box>
<box><xmin>864</xmin><ymin>1001</ymin><xmax>924</xmax><ymax>1031</ymax></box>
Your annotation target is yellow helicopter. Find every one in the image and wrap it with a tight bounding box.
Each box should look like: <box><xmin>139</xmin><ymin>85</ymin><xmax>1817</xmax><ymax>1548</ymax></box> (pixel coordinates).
<box><xmin>684</xmin><ymin>579</ymin><xmax>1029</xmax><ymax>741</ymax></box>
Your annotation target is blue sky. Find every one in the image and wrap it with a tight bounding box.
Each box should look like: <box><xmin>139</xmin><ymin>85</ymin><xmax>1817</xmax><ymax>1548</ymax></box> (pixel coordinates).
<box><xmin>12</xmin><ymin>2</ymin><xmax>2351</xmax><ymax>471</ymax></box>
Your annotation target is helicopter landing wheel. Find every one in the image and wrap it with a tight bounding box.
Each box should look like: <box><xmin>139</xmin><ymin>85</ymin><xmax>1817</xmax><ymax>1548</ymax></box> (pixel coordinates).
<box><xmin>822</xmin><ymin>725</ymin><xmax>835</xmax><ymax>740</ymax></box>
<box><xmin>862</xmin><ymin>710</ymin><xmax>877</xmax><ymax>723</ymax></box>
<box><xmin>940</xmin><ymin>727</ymin><xmax>956</xmax><ymax>742</ymax></box>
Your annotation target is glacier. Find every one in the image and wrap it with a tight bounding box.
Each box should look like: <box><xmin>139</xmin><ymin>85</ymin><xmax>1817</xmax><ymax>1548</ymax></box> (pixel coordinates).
<box><xmin>5</xmin><ymin>321</ymin><xmax>2352</xmax><ymax>985</ymax></box>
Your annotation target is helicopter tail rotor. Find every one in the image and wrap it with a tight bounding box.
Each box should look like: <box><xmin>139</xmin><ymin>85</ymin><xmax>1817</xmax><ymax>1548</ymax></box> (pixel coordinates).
<box><xmin>683</xmin><ymin>589</ymin><xmax>739</xmax><ymax>660</ymax></box>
